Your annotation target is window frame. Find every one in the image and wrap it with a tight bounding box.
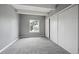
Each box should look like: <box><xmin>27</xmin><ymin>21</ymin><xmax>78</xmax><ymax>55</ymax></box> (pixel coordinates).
<box><xmin>29</xmin><ymin>19</ymin><xmax>40</xmax><ymax>33</ymax></box>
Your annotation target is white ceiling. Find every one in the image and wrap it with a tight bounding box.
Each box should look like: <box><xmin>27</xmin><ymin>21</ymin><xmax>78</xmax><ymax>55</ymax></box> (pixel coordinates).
<box><xmin>22</xmin><ymin>4</ymin><xmax>56</xmax><ymax>9</ymax></box>
<box><xmin>12</xmin><ymin>4</ymin><xmax>56</xmax><ymax>16</ymax></box>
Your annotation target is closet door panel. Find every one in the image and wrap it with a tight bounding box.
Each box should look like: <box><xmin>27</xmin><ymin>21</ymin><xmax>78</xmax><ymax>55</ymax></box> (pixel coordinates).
<box><xmin>50</xmin><ymin>14</ymin><xmax>58</xmax><ymax>44</ymax></box>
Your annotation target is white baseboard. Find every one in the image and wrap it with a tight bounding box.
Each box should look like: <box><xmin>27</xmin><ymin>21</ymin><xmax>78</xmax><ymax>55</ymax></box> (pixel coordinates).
<box><xmin>0</xmin><ymin>39</ymin><xmax>17</xmax><ymax>53</ymax></box>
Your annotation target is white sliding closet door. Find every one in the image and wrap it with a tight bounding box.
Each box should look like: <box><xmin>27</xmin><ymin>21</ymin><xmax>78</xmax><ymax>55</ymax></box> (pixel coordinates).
<box><xmin>50</xmin><ymin>14</ymin><xmax>58</xmax><ymax>44</ymax></box>
<box><xmin>45</xmin><ymin>17</ymin><xmax>49</xmax><ymax>38</ymax></box>
<box><xmin>58</xmin><ymin>5</ymin><xmax>78</xmax><ymax>53</ymax></box>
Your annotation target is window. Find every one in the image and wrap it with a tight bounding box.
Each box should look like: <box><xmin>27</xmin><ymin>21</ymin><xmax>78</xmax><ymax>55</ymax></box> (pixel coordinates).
<box><xmin>29</xmin><ymin>20</ymin><xmax>39</xmax><ymax>32</ymax></box>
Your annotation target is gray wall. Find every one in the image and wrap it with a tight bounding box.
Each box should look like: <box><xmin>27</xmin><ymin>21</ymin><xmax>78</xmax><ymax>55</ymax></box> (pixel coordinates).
<box><xmin>0</xmin><ymin>5</ymin><xmax>19</xmax><ymax>50</ymax></box>
<box><xmin>19</xmin><ymin>14</ymin><xmax>45</xmax><ymax>38</ymax></box>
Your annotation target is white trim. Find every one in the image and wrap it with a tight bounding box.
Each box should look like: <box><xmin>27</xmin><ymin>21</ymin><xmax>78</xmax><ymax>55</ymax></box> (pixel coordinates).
<box><xmin>0</xmin><ymin>39</ymin><xmax>18</xmax><ymax>53</ymax></box>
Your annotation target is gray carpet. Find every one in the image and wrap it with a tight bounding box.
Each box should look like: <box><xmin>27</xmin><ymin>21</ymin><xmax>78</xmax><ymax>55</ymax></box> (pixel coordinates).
<box><xmin>1</xmin><ymin>37</ymin><xmax>70</xmax><ymax>54</ymax></box>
